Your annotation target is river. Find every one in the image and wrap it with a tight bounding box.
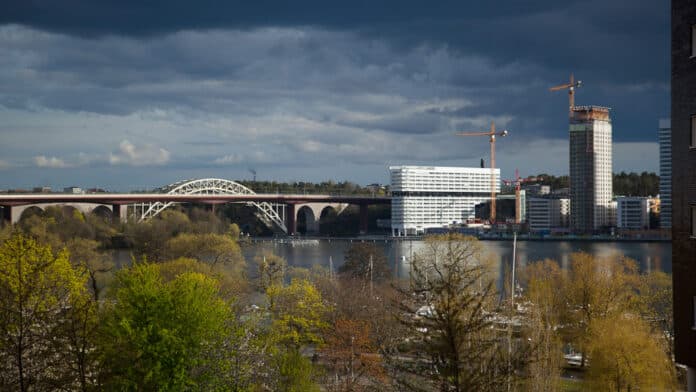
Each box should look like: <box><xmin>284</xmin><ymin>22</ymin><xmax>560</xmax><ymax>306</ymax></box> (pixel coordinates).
<box><xmin>241</xmin><ymin>239</ymin><xmax>671</xmax><ymax>283</ymax></box>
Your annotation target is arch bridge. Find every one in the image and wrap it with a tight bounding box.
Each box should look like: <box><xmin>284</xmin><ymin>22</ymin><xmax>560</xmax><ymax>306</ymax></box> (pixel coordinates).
<box><xmin>0</xmin><ymin>178</ymin><xmax>388</xmax><ymax>235</ymax></box>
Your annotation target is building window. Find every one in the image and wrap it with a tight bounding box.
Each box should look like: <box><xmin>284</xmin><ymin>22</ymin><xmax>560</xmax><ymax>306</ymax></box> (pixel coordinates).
<box><xmin>692</xmin><ymin>206</ymin><xmax>696</xmax><ymax>237</ymax></box>
<box><xmin>692</xmin><ymin>116</ymin><xmax>696</xmax><ymax>148</ymax></box>
<box><xmin>693</xmin><ymin>297</ymin><xmax>696</xmax><ymax>329</ymax></box>
<box><xmin>692</xmin><ymin>25</ymin><xmax>696</xmax><ymax>57</ymax></box>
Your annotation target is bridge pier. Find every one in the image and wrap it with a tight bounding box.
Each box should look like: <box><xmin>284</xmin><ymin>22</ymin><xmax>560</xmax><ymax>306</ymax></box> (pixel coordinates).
<box><xmin>359</xmin><ymin>204</ymin><xmax>369</xmax><ymax>235</ymax></box>
<box><xmin>1</xmin><ymin>206</ymin><xmax>11</xmax><ymax>225</ymax></box>
<box><xmin>286</xmin><ymin>204</ymin><xmax>297</xmax><ymax>235</ymax></box>
<box><xmin>112</xmin><ymin>204</ymin><xmax>128</xmax><ymax>222</ymax></box>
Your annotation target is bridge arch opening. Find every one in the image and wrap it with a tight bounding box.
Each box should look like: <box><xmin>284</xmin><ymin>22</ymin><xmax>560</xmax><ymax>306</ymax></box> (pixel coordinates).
<box><xmin>297</xmin><ymin>206</ymin><xmax>317</xmax><ymax>234</ymax></box>
<box><xmin>18</xmin><ymin>206</ymin><xmax>45</xmax><ymax>222</ymax></box>
<box><xmin>60</xmin><ymin>205</ymin><xmax>82</xmax><ymax>220</ymax></box>
<box><xmin>319</xmin><ymin>206</ymin><xmax>338</xmax><ymax>234</ymax></box>
<box><xmin>91</xmin><ymin>205</ymin><xmax>113</xmax><ymax>221</ymax></box>
<box><xmin>320</xmin><ymin>206</ymin><xmax>337</xmax><ymax>220</ymax></box>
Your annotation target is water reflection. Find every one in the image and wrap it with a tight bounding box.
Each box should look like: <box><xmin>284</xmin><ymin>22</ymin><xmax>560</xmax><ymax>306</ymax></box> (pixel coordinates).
<box><xmin>240</xmin><ymin>239</ymin><xmax>672</xmax><ymax>283</ymax></box>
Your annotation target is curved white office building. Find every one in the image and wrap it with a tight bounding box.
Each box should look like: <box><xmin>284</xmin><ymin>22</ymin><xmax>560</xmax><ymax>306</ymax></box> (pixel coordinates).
<box><xmin>390</xmin><ymin>166</ymin><xmax>499</xmax><ymax>236</ymax></box>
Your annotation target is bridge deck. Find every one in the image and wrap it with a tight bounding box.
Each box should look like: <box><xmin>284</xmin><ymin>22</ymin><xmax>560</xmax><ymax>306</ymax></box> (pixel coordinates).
<box><xmin>0</xmin><ymin>194</ymin><xmax>391</xmax><ymax>206</ymax></box>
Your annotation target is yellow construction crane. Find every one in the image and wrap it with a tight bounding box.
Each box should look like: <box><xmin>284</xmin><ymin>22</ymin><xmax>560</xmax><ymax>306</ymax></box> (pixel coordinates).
<box><xmin>549</xmin><ymin>73</ymin><xmax>582</xmax><ymax>117</ymax></box>
<box><xmin>456</xmin><ymin>121</ymin><xmax>508</xmax><ymax>223</ymax></box>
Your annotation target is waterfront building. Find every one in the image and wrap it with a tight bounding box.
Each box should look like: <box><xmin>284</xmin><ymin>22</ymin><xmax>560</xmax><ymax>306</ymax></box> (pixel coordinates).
<box><xmin>659</xmin><ymin>119</ymin><xmax>672</xmax><ymax>229</ymax></box>
<box><xmin>616</xmin><ymin>197</ymin><xmax>650</xmax><ymax>230</ymax></box>
<box><xmin>608</xmin><ymin>200</ymin><xmax>618</xmax><ymax>228</ymax></box>
<box><xmin>389</xmin><ymin>166</ymin><xmax>499</xmax><ymax>236</ymax></box>
<box><xmin>526</xmin><ymin>197</ymin><xmax>570</xmax><ymax>233</ymax></box>
<box><xmin>474</xmin><ymin>191</ymin><xmax>526</xmax><ymax>223</ymax></box>
<box><xmin>671</xmin><ymin>1</ymin><xmax>696</xmax><ymax>385</ymax></box>
<box><xmin>569</xmin><ymin>106</ymin><xmax>613</xmax><ymax>233</ymax></box>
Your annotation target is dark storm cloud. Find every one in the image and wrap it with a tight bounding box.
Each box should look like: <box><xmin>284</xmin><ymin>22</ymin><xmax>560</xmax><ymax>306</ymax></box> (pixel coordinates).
<box><xmin>3</xmin><ymin>1</ymin><xmax>582</xmax><ymax>37</ymax></box>
<box><xmin>3</xmin><ymin>0</ymin><xmax>668</xmax><ymax>141</ymax></box>
<box><xmin>0</xmin><ymin>1</ymin><xmax>669</xmax><ymax>188</ymax></box>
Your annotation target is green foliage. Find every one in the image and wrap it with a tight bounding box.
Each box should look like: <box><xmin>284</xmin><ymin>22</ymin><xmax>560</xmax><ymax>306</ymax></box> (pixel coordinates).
<box><xmin>18</xmin><ymin>206</ymin><xmax>95</xmax><ymax>247</ymax></box>
<box><xmin>123</xmin><ymin>210</ymin><xmax>192</xmax><ymax>260</ymax></box>
<box><xmin>613</xmin><ymin>171</ymin><xmax>660</xmax><ymax>196</ymax></box>
<box><xmin>267</xmin><ymin>279</ymin><xmax>331</xmax><ymax>349</ymax></box>
<box><xmin>0</xmin><ymin>234</ymin><xmax>95</xmax><ymax>391</ymax></box>
<box><xmin>238</xmin><ymin>180</ymin><xmax>382</xmax><ymax>196</ymax></box>
<box><xmin>533</xmin><ymin>173</ymin><xmax>569</xmax><ymax>190</ymax></box>
<box><xmin>274</xmin><ymin>350</ymin><xmax>321</xmax><ymax>392</ymax></box>
<box><xmin>165</xmin><ymin>232</ymin><xmax>244</xmax><ymax>266</ymax></box>
<box><xmin>585</xmin><ymin>314</ymin><xmax>674</xmax><ymax>391</ymax></box>
<box><xmin>523</xmin><ymin>254</ymin><xmax>677</xmax><ymax>391</ymax></box>
<box><xmin>98</xmin><ymin>262</ymin><xmax>232</xmax><ymax>391</ymax></box>
<box><xmin>65</xmin><ymin>237</ymin><xmax>114</xmax><ymax>300</ymax></box>
<box><xmin>534</xmin><ymin>172</ymin><xmax>660</xmax><ymax>196</ymax></box>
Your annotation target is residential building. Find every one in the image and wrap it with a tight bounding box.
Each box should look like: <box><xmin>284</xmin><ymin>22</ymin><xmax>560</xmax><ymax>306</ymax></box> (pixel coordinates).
<box><xmin>390</xmin><ymin>166</ymin><xmax>499</xmax><ymax>236</ymax></box>
<box><xmin>672</xmin><ymin>1</ymin><xmax>696</xmax><ymax>385</ymax></box>
<box><xmin>526</xmin><ymin>197</ymin><xmax>570</xmax><ymax>233</ymax></box>
<box><xmin>569</xmin><ymin>106</ymin><xmax>613</xmax><ymax>233</ymax></box>
<box><xmin>616</xmin><ymin>197</ymin><xmax>650</xmax><ymax>230</ymax></box>
<box><xmin>659</xmin><ymin>119</ymin><xmax>672</xmax><ymax>229</ymax></box>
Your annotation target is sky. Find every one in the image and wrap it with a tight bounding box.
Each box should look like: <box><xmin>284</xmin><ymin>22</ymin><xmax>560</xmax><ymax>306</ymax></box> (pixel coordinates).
<box><xmin>0</xmin><ymin>0</ymin><xmax>669</xmax><ymax>191</ymax></box>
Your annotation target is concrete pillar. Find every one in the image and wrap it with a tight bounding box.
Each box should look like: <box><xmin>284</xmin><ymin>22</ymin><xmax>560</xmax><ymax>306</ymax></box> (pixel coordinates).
<box><xmin>112</xmin><ymin>204</ymin><xmax>127</xmax><ymax>222</ymax></box>
<box><xmin>286</xmin><ymin>204</ymin><xmax>296</xmax><ymax>235</ymax></box>
<box><xmin>1</xmin><ymin>206</ymin><xmax>11</xmax><ymax>225</ymax></box>
<box><xmin>688</xmin><ymin>366</ymin><xmax>696</xmax><ymax>392</ymax></box>
<box><xmin>359</xmin><ymin>204</ymin><xmax>369</xmax><ymax>235</ymax></box>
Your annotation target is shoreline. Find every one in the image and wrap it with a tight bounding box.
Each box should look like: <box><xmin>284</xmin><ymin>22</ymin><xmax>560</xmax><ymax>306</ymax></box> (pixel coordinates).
<box><xmin>247</xmin><ymin>235</ymin><xmax>671</xmax><ymax>243</ymax></box>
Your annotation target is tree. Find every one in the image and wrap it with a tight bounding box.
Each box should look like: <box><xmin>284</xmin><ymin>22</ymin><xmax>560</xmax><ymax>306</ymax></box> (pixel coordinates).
<box><xmin>523</xmin><ymin>260</ymin><xmax>565</xmax><ymax>392</ymax></box>
<box><xmin>255</xmin><ymin>251</ymin><xmax>287</xmax><ymax>291</ymax></box>
<box><xmin>98</xmin><ymin>262</ymin><xmax>232</xmax><ymax>390</ymax></box>
<box><xmin>163</xmin><ymin>233</ymin><xmax>247</xmax><ymax>294</ymax></box>
<box><xmin>266</xmin><ymin>279</ymin><xmax>330</xmax><ymax>349</ymax></box>
<box><xmin>264</xmin><ymin>279</ymin><xmax>329</xmax><ymax>392</ymax></box>
<box><xmin>322</xmin><ymin>319</ymin><xmax>385</xmax><ymax>391</ymax></box>
<box><xmin>339</xmin><ymin>243</ymin><xmax>391</xmax><ymax>283</ymax></box>
<box><xmin>0</xmin><ymin>235</ymin><xmax>95</xmax><ymax>391</ymax></box>
<box><xmin>123</xmin><ymin>209</ymin><xmax>193</xmax><ymax>261</ymax></box>
<box><xmin>389</xmin><ymin>233</ymin><xmax>517</xmax><ymax>392</ymax></box>
<box><xmin>158</xmin><ymin>257</ymin><xmax>247</xmax><ymax>298</ymax></box>
<box><xmin>561</xmin><ymin>253</ymin><xmax>638</xmax><ymax>367</ymax></box>
<box><xmin>165</xmin><ymin>233</ymin><xmax>244</xmax><ymax>267</ymax></box>
<box><xmin>635</xmin><ymin>270</ymin><xmax>676</xmax><ymax>382</ymax></box>
<box><xmin>585</xmin><ymin>314</ymin><xmax>674</xmax><ymax>391</ymax></box>
<box><xmin>273</xmin><ymin>349</ymin><xmax>321</xmax><ymax>392</ymax></box>
<box><xmin>65</xmin><ymin>238</ymin><xmax>113</xmax><ymax>301</ymax></box>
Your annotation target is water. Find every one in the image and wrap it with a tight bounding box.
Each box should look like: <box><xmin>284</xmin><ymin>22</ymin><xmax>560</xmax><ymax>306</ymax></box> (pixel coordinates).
<box><xmin>113</xmin><ymin>238</ymin><xmax>671</xmax><ymax>289</ymax></box>
<box><xmin>242</xmin><ymin>239</ymin><xmax>672</xmax><ymax>281</ymax></box>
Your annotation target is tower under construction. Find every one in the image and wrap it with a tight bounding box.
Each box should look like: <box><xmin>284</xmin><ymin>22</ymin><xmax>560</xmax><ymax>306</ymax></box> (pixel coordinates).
<box><xmin>569</xmin><ymin>106</ymin><xmax>613</xmax><ymax>233</ymax></box>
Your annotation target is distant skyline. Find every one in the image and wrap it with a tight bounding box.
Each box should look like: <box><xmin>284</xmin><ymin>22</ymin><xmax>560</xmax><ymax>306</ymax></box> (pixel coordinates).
<box><xmin>0</xmin><ymin>1</ymin><xmax>669</xmax><ymax>191</ymax></box>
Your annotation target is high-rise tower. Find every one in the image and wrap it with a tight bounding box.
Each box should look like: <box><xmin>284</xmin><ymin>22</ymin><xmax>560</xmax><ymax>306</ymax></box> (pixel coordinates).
<box><xmin>569</xmin><ymin>106</ymin><xmax>613</xmax><ymax>233</ymax></box>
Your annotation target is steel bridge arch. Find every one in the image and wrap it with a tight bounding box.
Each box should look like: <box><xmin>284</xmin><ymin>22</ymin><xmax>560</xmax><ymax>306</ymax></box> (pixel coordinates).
<box><xmin>135</xmin><ymin>178</ymin><xmax>287</xmax><ymax>233</ymax></box>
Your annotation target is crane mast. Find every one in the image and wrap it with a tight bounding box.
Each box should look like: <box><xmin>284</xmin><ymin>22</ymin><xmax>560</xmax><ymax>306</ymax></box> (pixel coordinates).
<box><xmin>549</xmin><ymin>73</ymin><xmax>582</xmax><ymax>118</ymax></box>
<box><xmin>456</xmin><ymin>121</ymin><xmax>508</xmax><ymax>223</ymax></box>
